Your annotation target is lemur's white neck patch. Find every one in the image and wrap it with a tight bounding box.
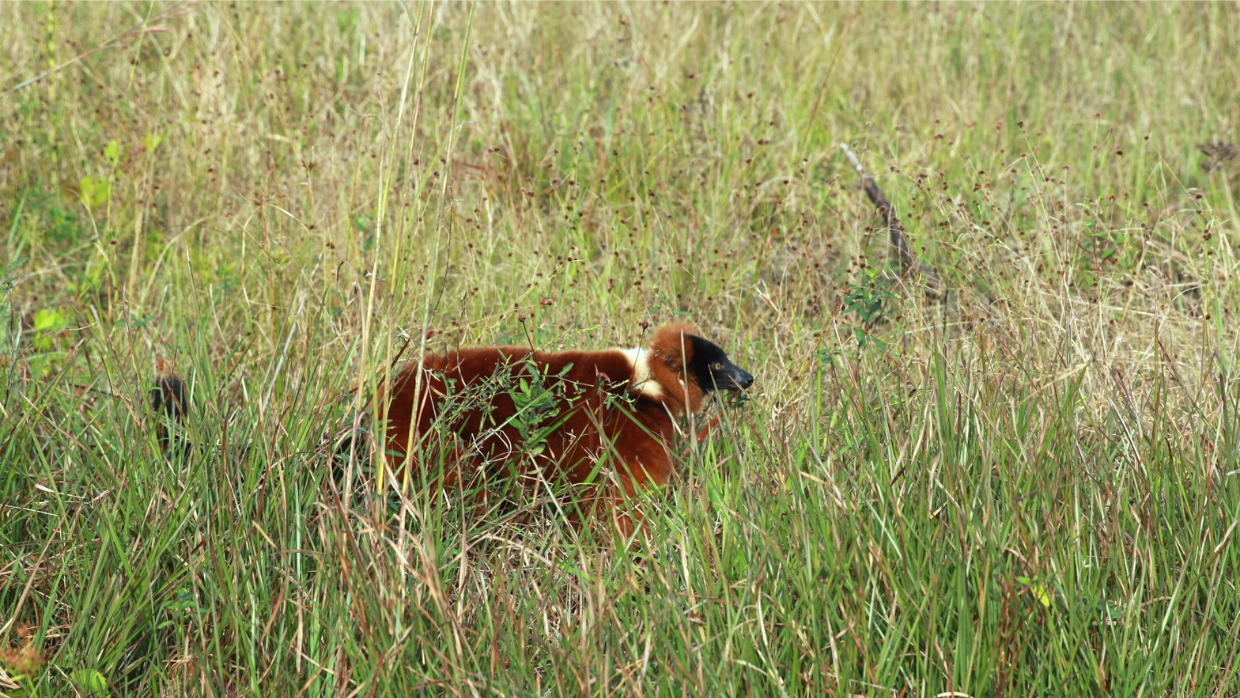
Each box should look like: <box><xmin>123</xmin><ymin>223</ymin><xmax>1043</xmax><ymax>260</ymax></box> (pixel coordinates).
<box><xmin>617</xmin><ymin>348</ymin><xmax>665</xmax><ymax>399</ymax></box>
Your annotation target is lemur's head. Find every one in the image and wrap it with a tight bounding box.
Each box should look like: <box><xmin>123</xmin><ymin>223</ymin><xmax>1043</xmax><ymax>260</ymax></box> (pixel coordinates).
<box><xmin>643</xmin><ymin>324</ymin><xmax>753</xmax><ymax>413</ymax></box>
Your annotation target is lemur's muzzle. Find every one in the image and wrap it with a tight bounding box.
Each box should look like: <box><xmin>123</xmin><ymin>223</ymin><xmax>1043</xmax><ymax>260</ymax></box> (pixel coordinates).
<box><xmin>716</xmin><ymin>360</ymin><xmax>754</xmax><ymax>391</ymax></box>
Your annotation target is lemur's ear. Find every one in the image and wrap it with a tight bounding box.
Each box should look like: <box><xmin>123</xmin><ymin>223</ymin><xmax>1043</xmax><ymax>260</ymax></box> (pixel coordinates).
<box><xmin>649</xmin><ymin>322</ymin><xmax>698</xmax><ymax>371</ymax></box>
<box><xmin>652</xmin><ymin>347</ymin><xmax>680</xmax><ymax>368</ymax></box>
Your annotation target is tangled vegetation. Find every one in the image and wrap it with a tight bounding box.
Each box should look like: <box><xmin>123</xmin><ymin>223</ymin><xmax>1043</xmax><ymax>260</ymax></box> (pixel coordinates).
<box><xmin>2</xmin><ymin>3</ymin><xmax>1238</xmax><ymax>695</ymax></box>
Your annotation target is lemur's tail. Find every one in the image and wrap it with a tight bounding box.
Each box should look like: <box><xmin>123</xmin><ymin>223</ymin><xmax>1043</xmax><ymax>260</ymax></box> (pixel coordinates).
<box><xmin>151</xmin><ymin>359</ymin><xmax>191</xmax><ymax>459</ymax></box>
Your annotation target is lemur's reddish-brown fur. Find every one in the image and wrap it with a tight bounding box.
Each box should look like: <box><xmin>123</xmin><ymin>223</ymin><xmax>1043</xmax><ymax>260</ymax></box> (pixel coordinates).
<box><xmin>380</xmin><ymin>324</ymin><xmax>749</xmax><ymax>533</ymax></box>
<box><xmin>146</xmin><ymin>325</ymin><xmax>752</xmax><ymax>534</ymax></box>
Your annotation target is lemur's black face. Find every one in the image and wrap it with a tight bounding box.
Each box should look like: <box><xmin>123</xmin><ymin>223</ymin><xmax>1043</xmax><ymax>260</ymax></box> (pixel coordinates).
<box><xmin>687</xmin><ymin>335</ymin><xmax>754</xmax><ymax>393</ymax></box>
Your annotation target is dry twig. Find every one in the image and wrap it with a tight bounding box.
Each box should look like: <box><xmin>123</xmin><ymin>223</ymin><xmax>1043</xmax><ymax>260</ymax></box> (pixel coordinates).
<box><xmin>840</xmin><ymin>143</ymin><xmax>944</xmax><ymax>299</ymax></box>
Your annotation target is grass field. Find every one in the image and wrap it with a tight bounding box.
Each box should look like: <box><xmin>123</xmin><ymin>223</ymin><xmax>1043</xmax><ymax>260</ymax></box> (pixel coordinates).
<box><xmin>3</xmin><ymin>2</ymin><xmax>1240</xmax><ymax>695</ymax></box>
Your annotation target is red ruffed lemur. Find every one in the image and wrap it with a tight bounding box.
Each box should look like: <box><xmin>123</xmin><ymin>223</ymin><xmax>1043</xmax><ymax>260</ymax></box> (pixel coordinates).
<box><xmin>379</xmin><ymin>323</ymin><xmax>754</xmax><ymax>534</ymax></box>
<box><xmin>148</xmin><ymin>324</ymin><xmax>754</xmax><ymax>534</ymax></box>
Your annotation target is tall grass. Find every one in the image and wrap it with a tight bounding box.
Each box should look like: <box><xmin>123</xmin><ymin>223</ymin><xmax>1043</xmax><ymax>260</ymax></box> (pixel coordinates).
<box><xmin>2</xmin><ymin>2</ymin><xmax>1238</xmax><ymax>695</ymax></box>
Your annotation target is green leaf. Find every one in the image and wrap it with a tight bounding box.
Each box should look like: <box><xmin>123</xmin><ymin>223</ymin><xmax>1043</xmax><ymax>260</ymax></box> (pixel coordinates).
<box><xmin>70</xmin><ymin>669</ymin><xmax>109</xmax><ymax>696</ymax></box>
<box><xmin>1016</xmin><ymin>576</ymin><xmax>1053</xmax><ymax>608</ymax></box>
<box><xmin>104</xmin><ymin>139</ymin><xmax>121</xmax><ymax>166</ymax></box>
<box><xmin>33</xmin><ymin>308</ymin><xmax>66</xmax><ymax>333</ymax></box>
<box><xmin>1031</xmin><ymin>583</ymin><xmax>1052</xmax><ymax>608</ymax></box>
<box><xmin>78</xmin><ymin>176</ymin><xmax>111</xmax><ymax>211</ymax></box>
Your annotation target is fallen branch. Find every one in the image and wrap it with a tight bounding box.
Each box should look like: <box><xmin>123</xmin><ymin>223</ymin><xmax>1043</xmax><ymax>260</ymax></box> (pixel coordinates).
<box><xmin>840</xmin><ymin>143</ymin><xmax>944</xmax><ymax>299</ymax></box>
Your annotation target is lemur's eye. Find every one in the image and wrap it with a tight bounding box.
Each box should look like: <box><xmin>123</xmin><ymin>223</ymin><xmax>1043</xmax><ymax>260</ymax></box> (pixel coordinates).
<box><xmin>713</xmin><ymin>362</ymin><xmax>723</xmax><ymax>371</ymax></box>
